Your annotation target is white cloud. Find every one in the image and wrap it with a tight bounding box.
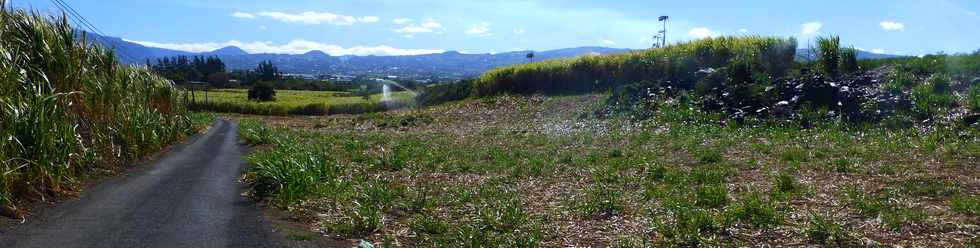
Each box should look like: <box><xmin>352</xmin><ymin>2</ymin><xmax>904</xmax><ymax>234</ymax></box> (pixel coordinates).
<box><xmin>392</xmin><ymin>18</ymin><xmax>443</xmax><ymax>34</ymax></box>
<box><xmin>687</xmin><ymin>27</ymin><xmax>716</xmax><ymax>39</ymax></box>
<box><xmin>125</xmin><ymin>39</ymin><xmax>444</xmax><ymax>56</ymax></box>
<box><xmin>231</xmin><ymin>12</ymin><xmax>255</xmax><ymax>19</ymax></box>
<box><xmin>420</xmin><ymin>19</ymin><xmax>442</xmax><ymax>29</ymax></box>
<box><xmin>395</xmin><ymin>25</ymin><xmax>435</xmax><ymax>33</ymax></box>
<box><xmin>871</xmin><ymin>48</ymin><xmax>886</xmax><ymax>54</ymax></box>
<box><xmin>879</xmin><ymin>21</ymin><xmax>905</xmax><ymax>31</ymax></box>
<box><xmin>238</xmin><ymin>11</ymin><xmax>364</xmax><ymax>25</ymax></box>
<box><xmin>258</xmin><ymin>25</ymin><xmax>267</xmax><ymax>30</ymax></box>
<box><xmin>801</xmin><ymin>22</ymin><xmax>823</xmax><ymax>35</ymax></box>
<box><xmin>738</xmin><ymin>28</ymin><xmax>749</xmax><ymax>33</ymax></box>
<box><xmin>513</xmin><ymin>28</ymin><xmax>526</xmax><ymax>35</ymax></box>
<box><xmin>392</xmin><ymin>18</ymin><xmax>412</xmax><ymax>24</ymax></box>
<box><xmin>599</xmin><ymin>39</ymin><xmax>616</xmax><ymax>45</ymax></box>
<box><xmin>358</xmin><ymin>16</ymin><xmax>380</xmax><ymax>23</ymax></box>
<box><xmin>465</xmin><ymin>22</ymin><xmax>492</xmax><ymax>37</ymax></box>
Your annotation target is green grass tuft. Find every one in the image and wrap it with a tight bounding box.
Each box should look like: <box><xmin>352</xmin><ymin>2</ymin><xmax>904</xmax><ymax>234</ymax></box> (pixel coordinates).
<box><xmin>805</xmin><ymin>213</ymin><xmax>843</xmax><ymax>244</ymax></box>
<box><xmin>949</xmin><ymin>195</ymin><xmax>980</xmax><ymax>216</ymax></box>
<box><xmin>729</xmin><ymin>193</ymin><xmax>782</xmax><ymax>228</ymax></box>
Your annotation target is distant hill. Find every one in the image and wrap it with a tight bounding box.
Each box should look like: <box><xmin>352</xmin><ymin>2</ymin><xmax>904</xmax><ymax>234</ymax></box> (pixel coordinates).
<box><xmin>205</xmin><ymin>46</ymin><xmax>248</xmax><ymax>56</ymax></box>
<box><xmin>77</xmin><ymin>32</ymin><xmax>192</xmax><ymax>63</ymax></box>
<box><xmin>80</xmin><ymin>32</ymin><xmax>630</xmax><ymax>79</ymax></box>
<box><xmin>211</xmin><ymin>46</ymin><xmax>632</xmax><ymax>78</ymax></box>
<box><xmin>81</xmin><ymin>32</ymin><xmax>905</xmax><ymax>79</ymax></box>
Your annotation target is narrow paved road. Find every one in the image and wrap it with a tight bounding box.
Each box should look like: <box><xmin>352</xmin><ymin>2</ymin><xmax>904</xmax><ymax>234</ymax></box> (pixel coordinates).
<box><xmin>0</xmin><ymin>119</ymin><xmax>278</xmax><ymax>248</ymax></box>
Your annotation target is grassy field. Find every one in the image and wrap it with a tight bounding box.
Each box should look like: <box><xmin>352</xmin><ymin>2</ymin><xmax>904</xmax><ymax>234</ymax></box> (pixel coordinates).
<box><xmin>233</xmin><ymin>35</ymin><xmax>979</xmax><ymax>247</ymax></box>
<box><xmin>190</xmin><ymin>89</ymin><xmax>415</xmax><ymax>116</ymax></box>
<box><xmin>238</xmin><ymin>95</ymin><xmax>978</xmax><ymax>247</ymax></box>
<box><xmin>203</xmin><ymin>89</ymin><xmax>415</xmax><ymax>109</ymax></box>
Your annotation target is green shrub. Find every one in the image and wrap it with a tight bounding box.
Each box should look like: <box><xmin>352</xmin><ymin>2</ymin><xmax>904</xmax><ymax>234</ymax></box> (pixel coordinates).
<box><xmin>883</xmin><ymin>70</ymin><xmax>917</xmax><ymax>91</ymax></box>
<box><xmin>911</xmin><ymin>74</ymin><xmax>956</xmax><ymax>118</ymax></box>
<box><xmin>248</xmin><ymin>82</ymin><xmax>277</xmax><ymax>101</ymax></box>
<box><xmin>416</xmin><ymin>80</ymin><xmax>472</xmax><ymax>106</ymax></box>
<box><xmin>967</xmin><ymin>84</ymin><xmax>980</xmax><ymax>111</ymax></box>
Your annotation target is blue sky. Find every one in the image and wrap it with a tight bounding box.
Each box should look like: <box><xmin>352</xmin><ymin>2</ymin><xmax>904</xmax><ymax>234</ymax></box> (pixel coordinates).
<box><xmin>12</xmin><ymin>0</ymin><xmax>980</xmax><ymax>56</ymax></box>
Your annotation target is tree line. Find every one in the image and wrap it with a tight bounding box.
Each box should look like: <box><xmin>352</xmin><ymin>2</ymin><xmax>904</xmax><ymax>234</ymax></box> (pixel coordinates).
<box><xmin>149</xmin><ymin>57</ymin><xmax>431</xmax><ymax>93</ymax></box>
<box><xmin>150</xmin><ymin>57</ymin><xmax>329</xmax><ymax>90</ymax></box>
<box><xmin>148</xmin><ymin>56</ymin><xmax>231</xmax><ymax>87</ymax></box>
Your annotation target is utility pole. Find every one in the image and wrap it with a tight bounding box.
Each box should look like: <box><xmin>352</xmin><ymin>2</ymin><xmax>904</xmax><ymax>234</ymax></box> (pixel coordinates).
<box><xmin>658</xmin><ymin>16</ymin><xmax>669</xmax><ymax>48</ymax></box>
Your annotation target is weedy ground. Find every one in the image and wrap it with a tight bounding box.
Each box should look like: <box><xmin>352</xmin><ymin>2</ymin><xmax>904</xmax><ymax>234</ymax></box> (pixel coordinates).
<box><xmin>190</xmin><ymin>89</ymin><xmax>415</xmax><ymax>116</ymax></box>
<box><xmin>238</xmin><ymin>94</ymin><xmax>979</xmax><ymax>247</ymax></box>
<box><xmin>202</xmin><ymin>89</ymin><xmax>414</xmax><ymax>109</ymax></box>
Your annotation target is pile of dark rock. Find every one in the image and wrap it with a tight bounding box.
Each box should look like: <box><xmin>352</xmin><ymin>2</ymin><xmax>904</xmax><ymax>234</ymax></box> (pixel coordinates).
<box><xmin>602</xmin><ymin>66</ymin><xmax>977</xmax><ymax>126</ymax></box>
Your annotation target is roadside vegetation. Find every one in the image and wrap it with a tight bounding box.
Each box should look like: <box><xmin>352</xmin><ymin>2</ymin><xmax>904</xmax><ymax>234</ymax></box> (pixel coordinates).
<box><xmin>0</xmin><ymin>4</ymin><xmax>197</xmax><ymax>215</ymax></box>
<box><xmin>475</xmin><ymin>36</ymin><xmax>798</xmax><ymax>96</ymax></box>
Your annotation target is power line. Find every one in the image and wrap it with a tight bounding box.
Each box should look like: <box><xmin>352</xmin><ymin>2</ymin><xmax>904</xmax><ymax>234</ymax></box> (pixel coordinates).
<box><xmin>48</xmin><ymin>0</ymin><xmax>141</xmax><ymax>63</ymax></box>
<box><xmin>50</xmin><ymin>0</ymin><xmax>135</xmax><ymax>62</ymax></box>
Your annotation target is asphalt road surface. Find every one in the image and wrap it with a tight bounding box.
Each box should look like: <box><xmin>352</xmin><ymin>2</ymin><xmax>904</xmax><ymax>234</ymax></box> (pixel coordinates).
<box><xmin>0</xmin><ymin>119</ymin><xmax>279</xmax><ymax>248</ymax></box>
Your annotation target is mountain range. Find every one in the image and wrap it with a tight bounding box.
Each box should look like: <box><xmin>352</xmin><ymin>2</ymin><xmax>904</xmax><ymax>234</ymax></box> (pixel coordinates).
<box><xmin>82</xmin><ymin>32</ymin><xmax>902</xmax><ymax>79</ymax></box>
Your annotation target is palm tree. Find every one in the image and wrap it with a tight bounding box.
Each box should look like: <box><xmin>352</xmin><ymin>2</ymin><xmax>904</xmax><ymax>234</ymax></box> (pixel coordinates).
<box><xmin>526</xmin><ymin>52</ymin><xmax>535</xmax><ymax>63</ymax></box>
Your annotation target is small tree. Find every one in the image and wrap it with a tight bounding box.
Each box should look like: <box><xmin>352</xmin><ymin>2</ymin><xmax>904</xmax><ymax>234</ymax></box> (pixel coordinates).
<box><xmin>255</xmin><ymin>61</ymin><xmax>281</xmax><ymax>82</ymax></box>
<box><xmin>526</xmin><ymin>52</ymin><xmax>535</xmax><ymax>63</ymax></box>
<box><xmin>248</xmin><ymin>82</ymin><xmax>276</xmax><ymax>101</ymax></box>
